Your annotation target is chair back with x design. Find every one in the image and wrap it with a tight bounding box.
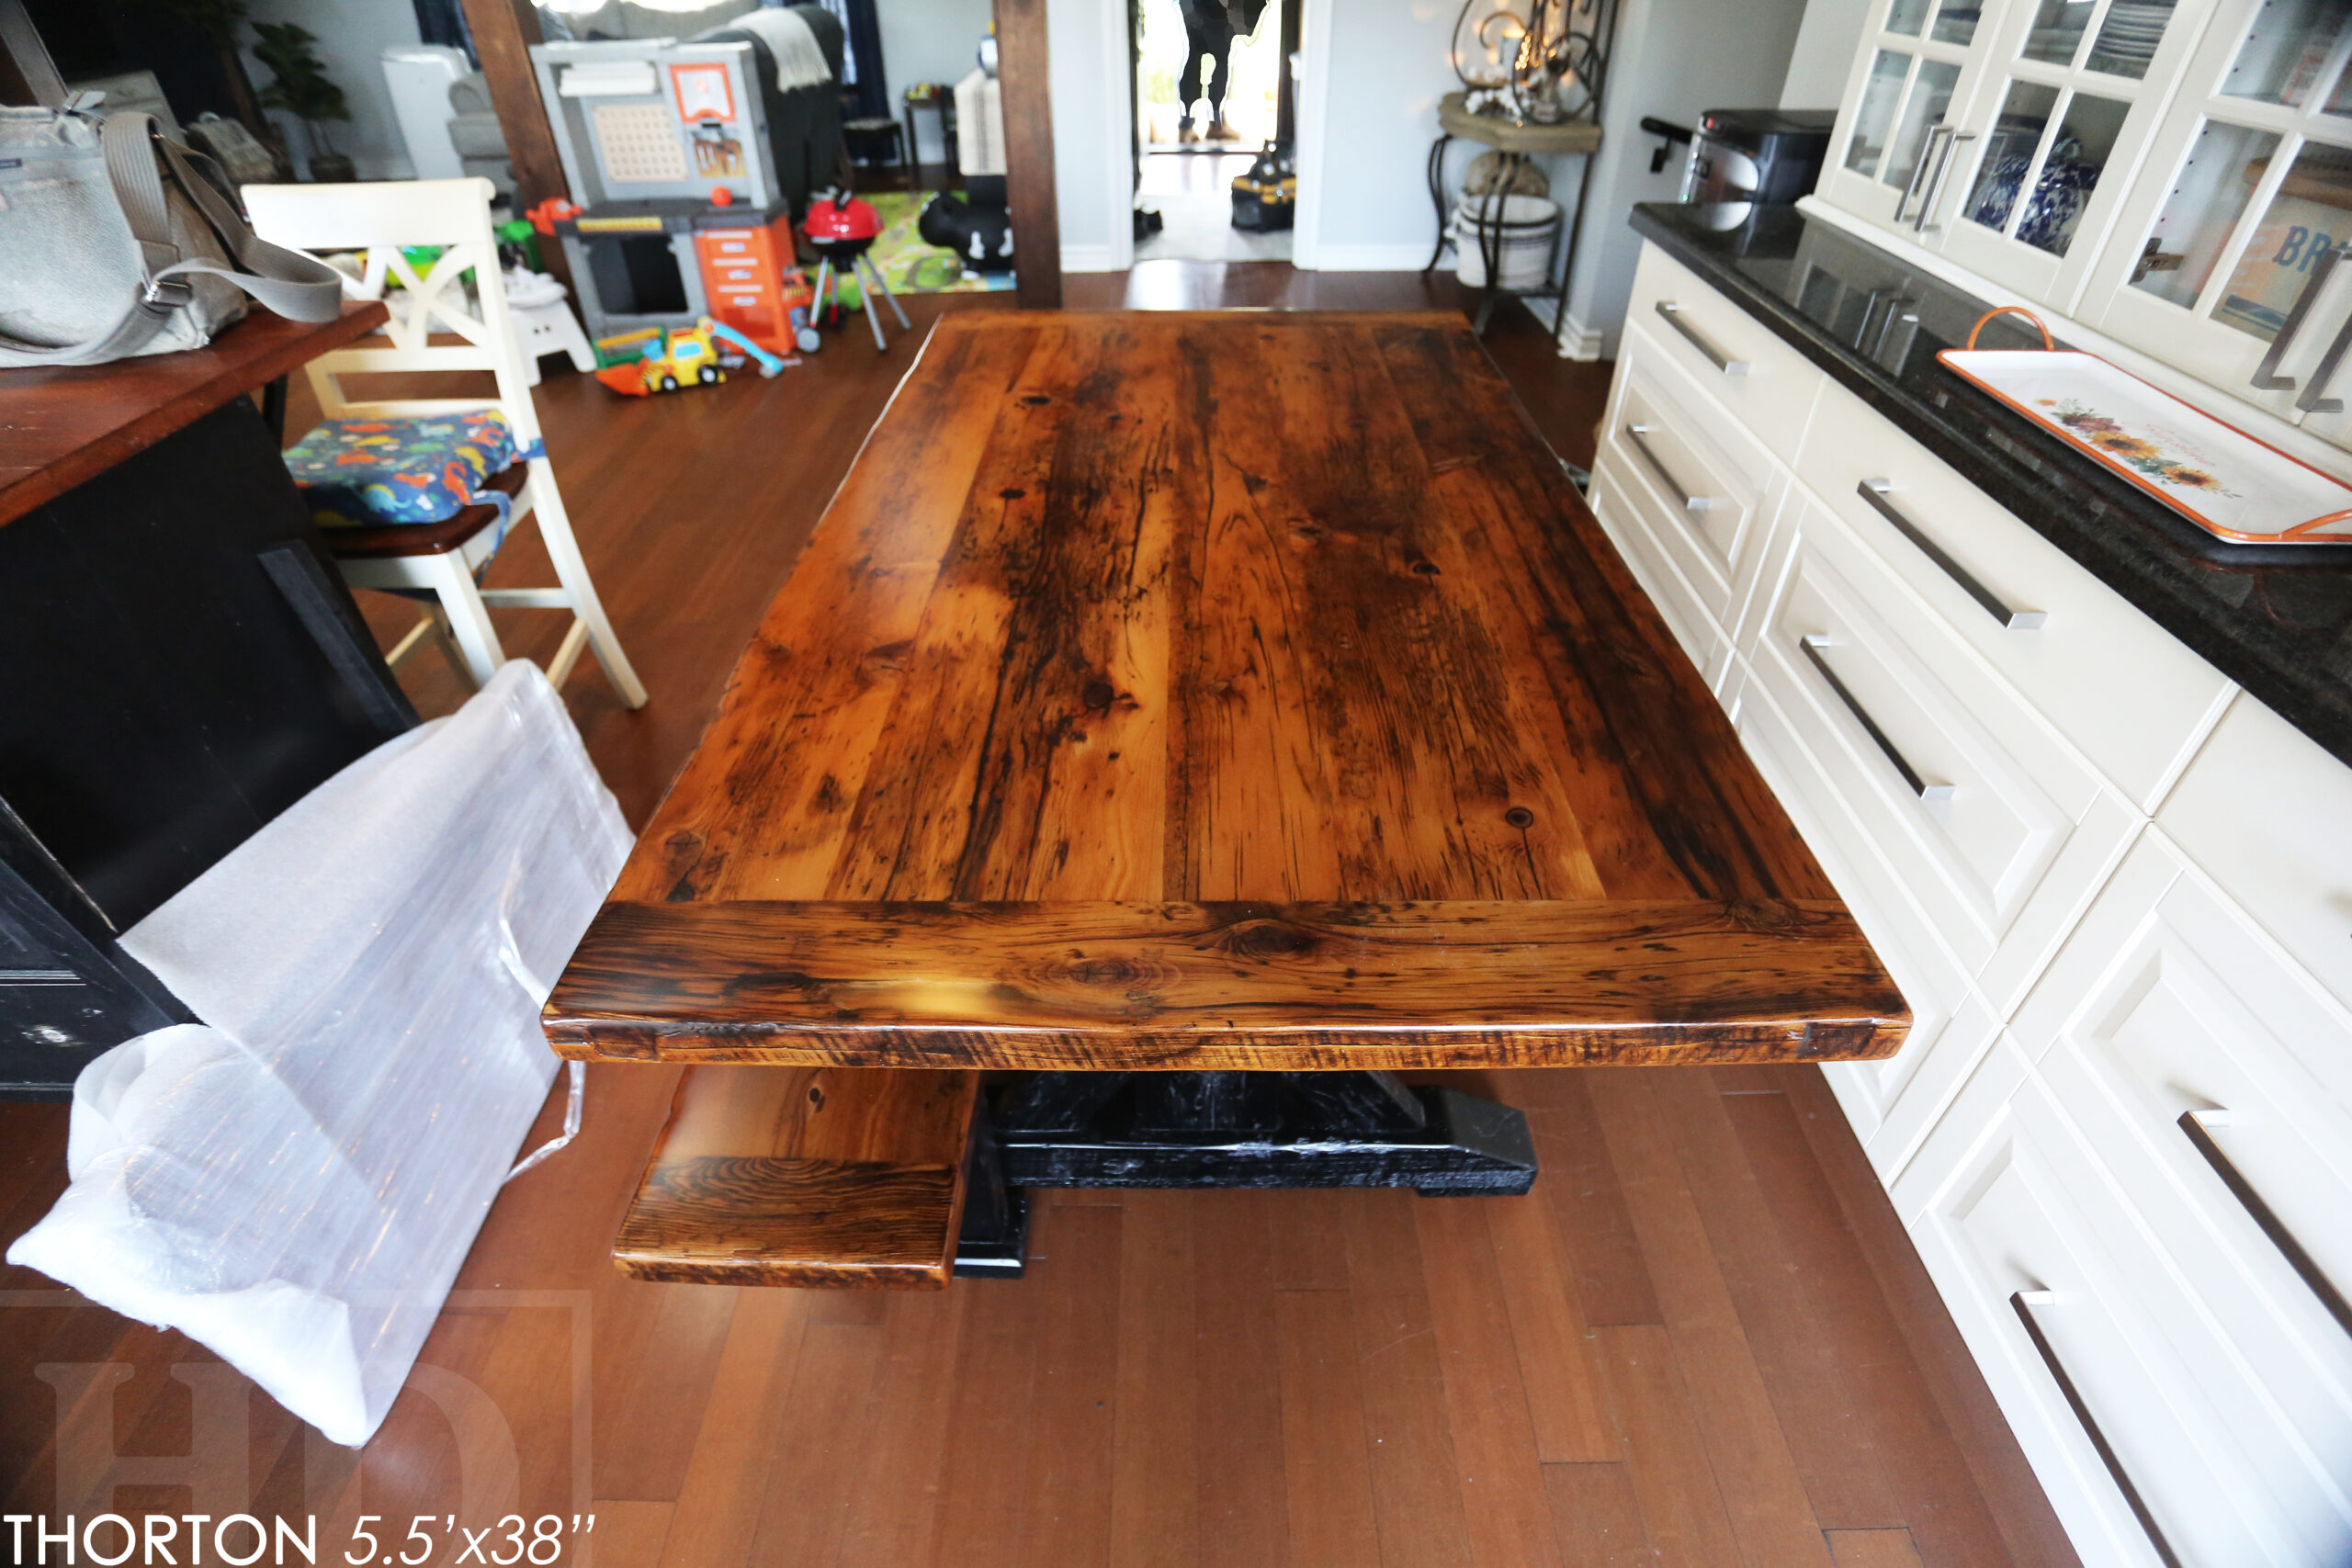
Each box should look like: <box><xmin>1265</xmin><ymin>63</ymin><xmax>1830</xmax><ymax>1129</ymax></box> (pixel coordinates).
<box><xmin>243</xmin><ymin>178</ymin><xmax>645</xmax><ymax>709</ymax></box>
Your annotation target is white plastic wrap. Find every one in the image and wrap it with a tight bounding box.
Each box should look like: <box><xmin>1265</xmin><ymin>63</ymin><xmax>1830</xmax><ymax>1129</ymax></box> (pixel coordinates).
<box><xmin>6</xmin><ymin>660</ymin><xmax>630</xmax><ymax>1447</ymax></box>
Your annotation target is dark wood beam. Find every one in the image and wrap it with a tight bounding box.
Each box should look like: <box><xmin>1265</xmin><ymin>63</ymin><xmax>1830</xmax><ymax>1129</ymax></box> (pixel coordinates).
<box><xmin>994</xmin><ymin>0</ymin><xmax>1062</xmax><ymax>310</ymax></box>
<box><xmin>0</xmin><ymin>0</ymin><xmax>59</xmax><ymax>107</ymax></box>
<box><xmin>456</xmin><ymin>0</ymin><xmax>573</xmax><ymax>289</ymax></box>
<box><xmin>1275</xmin><ymin>0</ymin><xmax>1301</xmax><ymax>145</ymax></box>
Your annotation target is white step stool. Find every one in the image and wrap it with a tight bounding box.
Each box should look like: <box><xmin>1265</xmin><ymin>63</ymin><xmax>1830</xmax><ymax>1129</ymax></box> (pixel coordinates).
<box><xmin>505</xmin><ymin>268</ymin><xmax>596</xmax><ymax>386</ymax></box>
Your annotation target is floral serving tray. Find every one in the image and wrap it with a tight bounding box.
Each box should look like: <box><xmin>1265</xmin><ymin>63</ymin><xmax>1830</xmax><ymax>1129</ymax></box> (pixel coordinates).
<box><xmin>1937</xmin><ymin>348</ymin><xmax>2352</xmax><ymax>546</ymax></box>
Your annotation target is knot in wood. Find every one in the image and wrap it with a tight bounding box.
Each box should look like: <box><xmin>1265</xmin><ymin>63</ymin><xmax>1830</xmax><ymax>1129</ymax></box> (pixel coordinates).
<box><xmin>1214</xmin><ymin>918</ymin><xmax>1322</xmax><ymax>960</ymax></box>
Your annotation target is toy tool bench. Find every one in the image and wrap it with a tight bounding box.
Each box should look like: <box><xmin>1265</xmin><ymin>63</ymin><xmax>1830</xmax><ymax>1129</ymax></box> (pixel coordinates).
<box><xmin>528</xmin><ymin>38</ymin><xmax>821</xmax><ymax>361</ymax></box>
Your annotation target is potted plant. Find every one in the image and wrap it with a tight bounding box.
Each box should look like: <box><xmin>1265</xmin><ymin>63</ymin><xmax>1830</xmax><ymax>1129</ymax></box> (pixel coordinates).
<box><xmin>253</xmin><ymin>21</ymin><xmax>355</xmax><ymax>182</ymax></box>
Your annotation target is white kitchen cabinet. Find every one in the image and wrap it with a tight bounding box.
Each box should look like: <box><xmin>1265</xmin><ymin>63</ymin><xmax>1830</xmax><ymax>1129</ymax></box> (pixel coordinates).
<box><xmin>2079</xmin><ymin>0</ymin><xmax>2352</xmax><ymax>430</ymax></box>
<box><xmin>1594</xmin><ymin>237</ymin><xmax>2352</xmax><ymax>1568</ymax></box>
<box><xmin>1898</xmin><ymin>1036</ymin><xmax>2350</xmax><ymax>1567</ymax></box>
<box><xmin>1751</xmin><ymin>494</ymin><xmax>2140</xmax><ymax>1012</ymax></box>
<box><xmin>1620</xmin><ymin>234</ymin><xmax>1829</xmax><ymax>457</ymax></box>
<box><xmin>1822</xmin><ymin>0</ymin><xmax>2220</xmax><ymax>308</ymax></box>
<box><xmin>2157</xmin><ymin>689</ymin><xmax>2352</xmax><ymax>1016</ymax></box>
<box><xmin>1935</xmin><ymin>0</ymin><xmax>2218</xmax><ymax>307</ymax></box>
<box><xmin>1795</xmin><ymin>378</ymin><xmax>2235</xmax><ymax>809</ymax></box>
<box><xmin>1731</xmin><ymin>631</ymin><xmax>2007</xmax><ymax>1178</ymax></box>
<box><xmin>1823</xmin><ymin>0</ymin><xmax>2013</xmax><ymax>240</ymax></box>
<box><xmin>1814</xmin><ymin>0</ymin><xmax>2352</xmax><ymax>453</ymax></box>
<box><xmin>2016</xmin><ymin>836</ymin><xmax>2352</xmax><ymax>1566</ymax></box>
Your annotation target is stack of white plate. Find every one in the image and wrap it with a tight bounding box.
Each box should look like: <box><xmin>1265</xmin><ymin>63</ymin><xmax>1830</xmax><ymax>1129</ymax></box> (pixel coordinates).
<box><xmin>2086</xmin><ymin>0</ymin><xmax>2175</xmax><ymax>74</ymax></box>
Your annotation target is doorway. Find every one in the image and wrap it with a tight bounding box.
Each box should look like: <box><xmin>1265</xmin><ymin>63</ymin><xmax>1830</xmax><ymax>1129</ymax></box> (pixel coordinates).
<box><xmin>1129</xmin><ymin>0</ymin><xmax>1299</xmax><ymax>265</ymax></box>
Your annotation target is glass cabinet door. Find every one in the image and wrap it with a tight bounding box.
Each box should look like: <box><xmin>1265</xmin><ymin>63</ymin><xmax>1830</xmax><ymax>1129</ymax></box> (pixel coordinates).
<box><xmin>1821</xmin><ymin>0</ymin><xmax>2011</xmax><ymax>236</ymax></box>
<box><xmin>1931</xmin><ymin>0</ymin><xmax>2215</xmax><ymax>305</ymax></box>
<box><xmin>2084</xmin><ymin>0</ymin><xmax>2352</xmax><ymax>427</ymax></box>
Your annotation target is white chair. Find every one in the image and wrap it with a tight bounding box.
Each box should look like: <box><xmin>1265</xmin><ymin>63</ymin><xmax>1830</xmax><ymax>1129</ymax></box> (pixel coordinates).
<box><xmin>243</xmin><ymin>178</ymin><xmax>647</xmax><ymax>708</ymax></box>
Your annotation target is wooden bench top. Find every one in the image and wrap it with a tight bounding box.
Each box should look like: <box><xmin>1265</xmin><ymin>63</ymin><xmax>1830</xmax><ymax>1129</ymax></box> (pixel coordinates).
<box><xmin>557</xmin><ymin>310</ymin><xmax>1905</xmax><ymax>1286</ymax></box>
<box><xmin>616</xmin><ymin>1065</ymin><xmax>977</xmax><ymax>1288</ymax></box>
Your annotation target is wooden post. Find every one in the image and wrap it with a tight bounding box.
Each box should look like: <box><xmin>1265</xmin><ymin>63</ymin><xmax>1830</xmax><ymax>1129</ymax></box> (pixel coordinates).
<box><xmin>0</xmin><ymin>0</ymin><xmax>61</xmax><ymax>107</ymax></box>
<box><xmin>457</xmin><ymin>0</ymin><xmax>575</xmax><ymax>289</ymax></box>
<box><xmin>1275</xmin><ymin>0</ymin><xmax>1302</xmax><ymax>146</ymax></box>
<box><xmin>994</xmin><ymin>0</ymin><xmax>1063</xmax><ymax>310</ymax></box>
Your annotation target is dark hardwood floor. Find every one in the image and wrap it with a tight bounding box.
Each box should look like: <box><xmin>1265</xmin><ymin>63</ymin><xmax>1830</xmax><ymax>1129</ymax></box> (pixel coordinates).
<box><xmin>0</xmin><ymin>270</ymin><xmax>2075</xmax><ymax>1568</ymax></box>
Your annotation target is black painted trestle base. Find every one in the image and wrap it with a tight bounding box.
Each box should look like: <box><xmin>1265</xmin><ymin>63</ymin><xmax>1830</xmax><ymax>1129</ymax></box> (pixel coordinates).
<box><xmin>960</xmin><ymin>1071</ymin><xmax>1540</xmax><ymax>1216</ymax></box>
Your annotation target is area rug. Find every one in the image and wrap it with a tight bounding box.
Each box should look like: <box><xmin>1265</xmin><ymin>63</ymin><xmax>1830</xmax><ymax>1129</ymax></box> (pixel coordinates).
<box><xmin>864</xmin><ymin>191</ymin><xmax>1016</xmax><ymax>294</ymax></box>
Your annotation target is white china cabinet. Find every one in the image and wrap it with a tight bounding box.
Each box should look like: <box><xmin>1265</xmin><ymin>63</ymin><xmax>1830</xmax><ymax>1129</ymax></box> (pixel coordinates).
<box><xmin>2083</xmin><ymin>0</ymin><xmax>2352</xmax><ymax>433</ymax></box>
<box><xmin>1824</xmin><ymin>0</ymin><xmax>2215</xmax><ymax>305</ymax></box>
<box><xmin>1820</xmin><ymin>0</ymin><xmax>2352</xmax><ymax>451</ymax></box>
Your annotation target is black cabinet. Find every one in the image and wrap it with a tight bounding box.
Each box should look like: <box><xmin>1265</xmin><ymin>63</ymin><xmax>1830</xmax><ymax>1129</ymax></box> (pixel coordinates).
<box><xmin>0</xmin><ymin>397</ymin><xmax>413</xmax><ymax>1095</ymax></box>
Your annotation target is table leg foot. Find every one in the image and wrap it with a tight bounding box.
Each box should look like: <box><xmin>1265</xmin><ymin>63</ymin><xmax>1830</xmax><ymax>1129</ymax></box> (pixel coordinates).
<box><xmin>954</xmin><ymin>1098</ymin><xmax>1030</xmax><ymax>1280</ymax></box>
<box><xmin>989</xmin><ymin>1072</ymin><xmax>1537</xmax><ymax>1194</ymax></box>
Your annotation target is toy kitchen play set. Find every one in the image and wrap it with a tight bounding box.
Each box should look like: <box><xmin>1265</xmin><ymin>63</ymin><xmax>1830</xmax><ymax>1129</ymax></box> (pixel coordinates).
<box><xmin>528</xmin><ymin>39</ymin><xmax>807</xmax><ymax>361</ymax></box>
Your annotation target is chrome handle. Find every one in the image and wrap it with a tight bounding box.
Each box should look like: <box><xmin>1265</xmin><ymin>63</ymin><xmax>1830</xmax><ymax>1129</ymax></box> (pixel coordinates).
<box><xmin>2296</xmin><ymin>309</ymin><xmax>2352</xmax><ymax>414</ymax></box>
<box><xmin>1799</xmin><ymin>636</ymin><xmax>1952</xmax><ymax>800</ymax></box>
<box><xmin>2179</xmin><ymin>1110</ymin><xmax>2352</xmax><ymax>1338</ymax></box>
<box><xmin>1858</xmin><ymin>480</ymin><xmax>2046</xmax><ymax>629</ymax></box>
<box><xmin>1916</xmin><ymin>130</ymin><xmax>1976</xmax><ymax>233</ymax></box>
<box><xmin>2250</xmin><ymin>242</ymin><xmax>2344</xmax><ymax>390</ymax></box>
<box><xmin>1623</xmin><ymin>423</ymin><xmax>1712</xmax><ymax>515</ymax></box>
<box><xmin>1654</xmin><ymin>301</ymin><xmax>1750</xmax><ymax>377</ymax></box>
<box><xmin>1895</xmin><ymin>125</ymin><xmax>1951</xmax><ymax>226</ymax></box>
<box><xmin>2010</xmin><ymin>1292</ymin><xmax>2185</xmax><ymax>1568</ymax></box>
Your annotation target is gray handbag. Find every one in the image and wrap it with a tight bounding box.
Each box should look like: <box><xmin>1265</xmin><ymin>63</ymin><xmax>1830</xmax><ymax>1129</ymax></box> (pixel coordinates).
<box><xmin>0</xmin><ymin>0</ymin><xmax>343</xmax><ymax>367</ymax></box>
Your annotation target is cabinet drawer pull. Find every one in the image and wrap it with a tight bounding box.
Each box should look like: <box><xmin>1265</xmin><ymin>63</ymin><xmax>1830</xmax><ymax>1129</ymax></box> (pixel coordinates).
<box><xmin>1654</xmin><ymin>301</ymin><xmax>1749</xmax><ymax>377</ymax></box>
<box><xmin>2251</xmin><ymin>242</ymin><xmax>2345</xmax><ymax>391</ymax></box>
<box><xmin>1623</xmin><ymin>423</ymin><xmax>1713</xmax><ymax>514</ymax></box>
<box><xmin>2296</xmin><ymin>310</ymin><xmax>2352</xmax><ymax>414</ymax></box>
<box><xmin>2010</xmin><ymin>1292</ymin><xmax>2184</xmax><ymax>1568</ymax></box>
<box><xmin>1857</xmin><ymin>480</ymin><xmax>2046</xmax><ymax>629</ymax></box>
<box><xmin>1916</xmin><ymin>130</ymin><xmax>1976</xmax><ymax>233</ymax></box>
<box><xmin>1894</xmin><ymin>127</ymin><xmax>1946</xmax><ymax>227</ymax></box>
<box><xmin>2178</xmin><ymin>1110</ymin><xmax>2352</xmax><ymax>1338</ymax></box>
<box><xmin>1799</xmin><ymin>636</ymin><xmax>1953</xmax><ymax>800</ymax></box>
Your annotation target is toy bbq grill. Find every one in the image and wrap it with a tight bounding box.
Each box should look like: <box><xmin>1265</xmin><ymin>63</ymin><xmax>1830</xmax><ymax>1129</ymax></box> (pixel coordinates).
<box><xmin>802</xmin><ymin>193</ymin><xmax>910</xmax><ymax>353</ymax></box>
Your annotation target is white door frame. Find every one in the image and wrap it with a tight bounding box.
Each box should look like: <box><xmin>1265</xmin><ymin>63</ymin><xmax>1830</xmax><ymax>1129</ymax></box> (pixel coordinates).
<box><xmin>1096</xmin><ymin>0</ymin><xmax>1328</xmax><ymax>271</ymax></box>
<box><xmin>1098</xmin><ymin>0</ymin><xmax>1136</xmax><ymax>272</ymax></box>
<box><xmin>1290</xmin><ymin>0</ymin><xmax>1333</xmax><ymax>268</ymax></box>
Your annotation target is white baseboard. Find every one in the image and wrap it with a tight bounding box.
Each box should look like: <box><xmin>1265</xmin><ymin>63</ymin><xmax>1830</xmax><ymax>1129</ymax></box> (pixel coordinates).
<box><xmin>1060</xmin><ymin>243</ymin><xmax>1118</xmax><ymax>274</ymax></box>
<box><xmin>1300</xmin><ymin>241</ymin><xmax>1436</xmax><ymax>272</ymax></box>
<box><xmin>1555</xmin><ymin>311</ymin><xmax>1606</xmax><ymax>361</ymax></box>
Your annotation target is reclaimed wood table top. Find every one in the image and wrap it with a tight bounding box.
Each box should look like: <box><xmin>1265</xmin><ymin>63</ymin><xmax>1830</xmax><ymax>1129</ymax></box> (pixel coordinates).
<box><xmin>0</xmin><ymin>302</ymin><xmax>389</xmax><ymax>529</ymax></box>
<box><xmin>546</xmin><ymin>310</ymin><xmax>1905</xmax><ymax>1069</ymax></box>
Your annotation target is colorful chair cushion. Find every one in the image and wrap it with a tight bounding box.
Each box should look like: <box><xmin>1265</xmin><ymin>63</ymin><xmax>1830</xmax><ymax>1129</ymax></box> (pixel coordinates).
<box><xmin>284</xmin><ymin>411</ymin><xmax>520</xmax><ymax>528</ymax></box>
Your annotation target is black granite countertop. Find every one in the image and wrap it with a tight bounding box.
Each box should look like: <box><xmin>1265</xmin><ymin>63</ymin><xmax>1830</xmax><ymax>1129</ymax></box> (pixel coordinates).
<box><xmin>1630</xmin><ymin>200</ymin><xmax>2352</xmax><ymax>772</ymax></box>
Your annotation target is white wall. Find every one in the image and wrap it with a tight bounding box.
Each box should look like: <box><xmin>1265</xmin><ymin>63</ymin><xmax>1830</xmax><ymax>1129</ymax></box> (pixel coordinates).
<box><xmin>1295</xmin><ymin>0</ymin><xmax>1458</xmax><ymax>271</ymax></box>
<box><xmin>1780</xmin><ymin>0</ymin><xmax>1871</xmax><ymax>107</ymax></box>
<box><xmin>877</xmin><ymin>0</ymin><xmax>993</xmax><ymax>162</ymax></box>
<box><xmin>1046</xmin><ymin>0</ymin><xmax>1134</xmax><ymax>272</ymax></box>
<box><xmin>1555</xmin><ymin>0</ymin><xmax>1809</xmax><ymax>356</ymax></box>
<box><xmin>241</xmin><ymin>0</ymin><xmax>424</xmax><ymax>180</ymax></box>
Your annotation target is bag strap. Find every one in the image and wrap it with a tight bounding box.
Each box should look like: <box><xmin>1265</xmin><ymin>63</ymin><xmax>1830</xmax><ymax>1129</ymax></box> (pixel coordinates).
<box><xmin>0</xmin><ymin>112</ymin><xmax>345</xmax><ymax>364</ymax></box>
<box><xmin>148</xmin><ymin>130</ymin><xmax>345</xmax><ymax>323</ymax></box>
